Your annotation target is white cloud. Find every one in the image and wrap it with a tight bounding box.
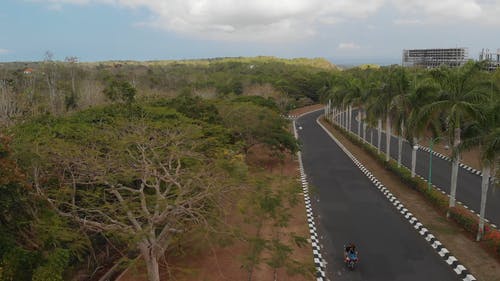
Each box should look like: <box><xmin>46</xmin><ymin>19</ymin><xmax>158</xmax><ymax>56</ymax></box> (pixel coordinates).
<box><xmin>338</xmin><ymin>42</ymin><xmax>361</xmax><ymax>50</ymax></box>
<box><xmin>391</xmin><ymin>0</ymin><xmax>500</xmax><ymax>24</ymax></box>
<box><xmin>0</xmin><ymin>49</ymin><xmax>9</xmax><ymax>54</ymax></box>
<box><xmin>35</xmin><ymin>0</ymin><xmax>500</xmax><ymax>41</ymax></box>
<box><xmin>35</xmin><ymin>0</ymin><xmax>386</xmax><ymax>41</ymax></box>
<box><xmin>393</xmin><ymin>18</ymin><xmax>423</xmax><ymax>25</ymax></box>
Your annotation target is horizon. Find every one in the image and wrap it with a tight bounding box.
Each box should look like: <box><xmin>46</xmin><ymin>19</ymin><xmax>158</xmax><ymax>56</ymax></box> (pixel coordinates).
<box><xmin>0</xmin><ymin>55</ymin><xmax>401</xmax><ymax>67</ymax></box>
<box><xmin>1</xmin><ymin>1</ymin><xmax>499</xmax><ymax>63</ymax></box>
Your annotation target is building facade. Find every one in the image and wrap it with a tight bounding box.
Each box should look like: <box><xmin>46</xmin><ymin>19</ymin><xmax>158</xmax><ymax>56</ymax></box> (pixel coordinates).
<box><xmin>479</xmin><ymin>48</ymin><xmax>500</xmax><ymax>71</ymax></box>
<box><xmin>402</xmin><ymin>48</ymin><xmax>469</xmax><ymax>68</ymax></box>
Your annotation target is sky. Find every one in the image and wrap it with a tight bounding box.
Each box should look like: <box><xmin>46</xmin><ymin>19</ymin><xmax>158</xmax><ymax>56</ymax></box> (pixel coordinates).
<box><xmin>1</xmin><ymin>0</ymin><xmax>499</xmax><ymax>64</ymax></box>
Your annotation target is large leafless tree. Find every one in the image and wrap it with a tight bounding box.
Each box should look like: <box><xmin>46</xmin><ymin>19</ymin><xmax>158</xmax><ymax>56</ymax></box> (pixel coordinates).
<box><xmin>36</xmin><ymin>122</ymin><xmax>236</xmax><ymax>281</ymax></box>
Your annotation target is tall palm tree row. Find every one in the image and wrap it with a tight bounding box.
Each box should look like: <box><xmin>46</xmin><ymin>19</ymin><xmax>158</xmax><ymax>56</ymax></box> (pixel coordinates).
<box><xmin>419</xmin><ymin>62</ymin><xmax>490</xmax><ymax>211</ymax></box>
<box><xmin>460</xmin><ymin>79</ymin><xmax>499</xmax><ymax>240</ymax></box>
<box><xmin>325</xmin><ymin>62</ymin><xmax>498</xmax><ymax>240</ymax></box>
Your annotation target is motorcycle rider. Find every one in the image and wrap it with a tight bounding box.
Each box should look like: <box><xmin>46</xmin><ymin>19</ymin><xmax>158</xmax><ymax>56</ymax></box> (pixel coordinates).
<box><xmin>345</xmin><ymin>243</ymin><xmax>357</xmax><ymax>256</ymax></box>
<box><xmin>345</xmin><ymin>243</ymin><xmax>358</xmax><ymax>260</ymax></box>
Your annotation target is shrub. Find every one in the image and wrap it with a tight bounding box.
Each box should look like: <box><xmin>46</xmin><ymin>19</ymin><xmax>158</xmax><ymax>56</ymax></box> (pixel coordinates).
<box><xmin>32</xmin><ymin>249</ymin><xmax>70</xmax><ymax>281</ymax></box>
<box><xmin>0</xmin><ymin>247</ymin><xmax>39</xmax><ymax>281</ymax></box>
<box><xmin>448</xmin><ymin>207</ymin><xmax>478</xmax><ymax>234</ymax></box>
<box><xmin>484</xmin><ymin>230</ymin><xmax>500</xmax><ymax>256</ymax></box>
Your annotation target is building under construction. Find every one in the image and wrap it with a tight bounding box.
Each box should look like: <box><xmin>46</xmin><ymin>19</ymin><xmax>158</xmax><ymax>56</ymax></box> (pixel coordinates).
<box><xmin>402</xmin><ymin>48</ymin><xmax>469</xmax><ymax>68</ymax></box>
<box><xmin>479</xmin><ymin>48</ymin><xmax>500</xmax><ymax>71</ymax></box>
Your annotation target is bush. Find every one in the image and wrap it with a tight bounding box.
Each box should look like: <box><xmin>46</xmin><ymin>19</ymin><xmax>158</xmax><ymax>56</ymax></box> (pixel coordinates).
<box><xmin>448</xmin><ymin>207</ymin><xmax>478</xmax><ymax>234</ymax></box>
<box><xmin>0</xmin><ymin>247</ymin><xmax>39</xmax><ymax>281</ymax></box>
<box><xmin>32</xmin><ymin>249</ymin><xmax>70</xmax><ymax>281</ymax></box>
<box><xmin>484</xmin><ymin>230</ymin><xmax>500</xmax><ymax>256</ymax></box>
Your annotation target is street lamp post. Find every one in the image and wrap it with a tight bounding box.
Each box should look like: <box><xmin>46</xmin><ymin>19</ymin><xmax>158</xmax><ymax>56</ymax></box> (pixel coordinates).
<box><xmin>411</xmin><ymin>143</ymin><xmax>418</xmax><ymax>177</ymax></box>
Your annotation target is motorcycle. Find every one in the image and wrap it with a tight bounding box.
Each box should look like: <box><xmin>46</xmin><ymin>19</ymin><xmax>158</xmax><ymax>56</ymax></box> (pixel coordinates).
<box><xmin>344</xmin><ymin>246</ymin><xmax>358</xmax><ymax>270</ymax></box>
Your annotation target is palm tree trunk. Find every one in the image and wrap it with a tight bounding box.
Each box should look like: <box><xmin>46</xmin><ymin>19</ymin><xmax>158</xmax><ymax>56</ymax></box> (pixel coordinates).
<box><xmin>341</xmin><ymin>107</ymin><xmax>344</xmax><ymax>128</ymax></box>
<box><xmin>377</xmin><ymin>119</ymin><xmax>382</xmax><ymax>154</ymax></box>
<box><xmin>411</xmin><ymin>137</ymin><xmax>418</xmax><ymax>177</ymax></box>
<box><xmin>348</xmin><ymin>105</ymin><xmax>352</xmax><ymax>132</ymax></box>
<box><xmin>345</xmin><ymin>107</ymin><xmax>349</xmax><ymax>129</ymax></box>
<box><xmin>449</xmin><ymin>127</ymin><xmax>461</xmax><ymax>209</ymax></box>
<box><xmin>477</xmin><ymin>165</ymin><xmax>491</xmax><ymax>241</ymax></box>
<box><xmin>344</xmin><ymin>107</ymin><xmax>348</xmax><ymax>129</ymax></box>
<box><xmin>362</xmin><ymin>110</ymin><xmax>367</xmax><ymax>142</ymax></box>
<box><xmin>397</xmin><ymin>120</ymin><xmax>404</xmax><ymax>167</ymax></box>
<box><xmin>357</xmin><ymin>109</ymin><xmax>362</xmax><ymax>138</ymax></box>
<box><xmin>385</xmin><ymin>115</ymin><xmax>391</xmax><ymax>161</ymax></box>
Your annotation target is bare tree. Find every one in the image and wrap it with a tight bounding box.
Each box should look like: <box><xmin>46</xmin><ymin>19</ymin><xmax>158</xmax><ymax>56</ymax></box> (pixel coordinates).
<box><xmin>80</xmin><ymin>79</ymin><xmax>105</xmax><ymax>108</ymax></box>
<box><xmin>0</xmin><ymin>78</ymin><xmax>21</xmax><ymax>125</ymax></box>
<box><xmin>36</xmin><ymin>122</ymin><xmax>234</xmax><ymax>281</ymax></box>
<box><xmin>43</xmin><ymin>50</ymin><xmax>59</xmax><ymax>113</ymax></box>
<box><xmin>65</xmin><ymin>56</ymin><xmax>79</xmax><ymax>95</ymax></box>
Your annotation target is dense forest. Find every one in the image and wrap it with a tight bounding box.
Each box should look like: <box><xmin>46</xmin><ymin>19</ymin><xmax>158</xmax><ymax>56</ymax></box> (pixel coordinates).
<box><xmin>0</xmin><ymin>56</ymin><xmax>337</xmax><ymax>127</ymax></box>
<box><xmin>0</xmin><ymin>57</ymin><xmax>332</xmax><ymax>281</ymax></box>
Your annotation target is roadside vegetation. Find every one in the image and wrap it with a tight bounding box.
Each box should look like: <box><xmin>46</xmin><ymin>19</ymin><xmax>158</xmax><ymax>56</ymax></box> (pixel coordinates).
<box><xmin>0</xmin><ymin>56</ymin><xmax>336</xmax><ymax>127</ymax></box>
<box><xmin>324</xmin><ymin>62</ymin><xmax>499</xmax><ymax>249</ymax></box>
<box><xmin>0</xmin><ymin>57</ymin><xmax>328</xmax><ymax>281</ymax></box>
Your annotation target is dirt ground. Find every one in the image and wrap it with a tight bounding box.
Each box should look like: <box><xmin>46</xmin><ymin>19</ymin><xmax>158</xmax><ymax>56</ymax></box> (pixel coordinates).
<box><xmin>320</xmin><ymin>118</ymin><xmax>500</xmax><ymax>281</ymax></box>
<box><xmin>117</xmin><ymin>107</ymin><xmax>318</xmax><ymax>281</ymax></box>
<box><xmin>290</xmin><ymin>104</ymin><xmax>324</xmax><ymax>117</ymax></box>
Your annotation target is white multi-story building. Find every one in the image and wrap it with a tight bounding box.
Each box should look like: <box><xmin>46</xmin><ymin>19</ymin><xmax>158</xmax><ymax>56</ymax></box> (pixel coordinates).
<box><xmin>402</xmin><ymin>48</ymin><xmax>469</xmax><ymax>68</ymax></box>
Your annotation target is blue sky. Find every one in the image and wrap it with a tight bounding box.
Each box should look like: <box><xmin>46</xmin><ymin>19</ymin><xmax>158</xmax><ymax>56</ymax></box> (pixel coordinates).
<box><xmin>1</xmin><ymin>0</ymin><xmax>499</xmax><ymax>64</ymax></box>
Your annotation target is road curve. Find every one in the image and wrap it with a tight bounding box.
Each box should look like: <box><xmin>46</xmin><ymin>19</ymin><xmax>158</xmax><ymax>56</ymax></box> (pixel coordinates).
<box><xmin>296</xmin><ymin>110</ymin><xmax>459</xmax><ymax>281</ymax></box>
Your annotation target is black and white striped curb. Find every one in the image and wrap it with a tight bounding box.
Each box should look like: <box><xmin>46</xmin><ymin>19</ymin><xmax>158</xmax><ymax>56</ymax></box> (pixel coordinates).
<box><xmin>413</xmin><ymin>172</ymin><xmax>498</xmax><ymax>230</ymax></box>
<box><xmin>418</xmin><ymin>146</ymin><xmax>487</xmax><ymax>178</ymax></box>
<box><xmin>332</xmin><ymin>106</ymin><xmax>485</xmax><ymax>178</ymax></box>
<box><xmin>326</xmin><ymin>115</ymin><xmax>498</xmax><ymax>231</ymax></box>
<box><xmin>317</xmin><ymin>118</ymin><xmax>477</xmax><ymax>281</ymax></box>
<box><xmin>293</xmin><ymin>118</ymin><xmax>327</xmax><ymax>281</ymax></box>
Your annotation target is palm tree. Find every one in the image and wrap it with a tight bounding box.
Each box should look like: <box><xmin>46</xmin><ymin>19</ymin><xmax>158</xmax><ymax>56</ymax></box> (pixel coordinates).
<box><xmin>406</xmin><ymin>75</ymin><xmax>440</xmax><ymax>177</ymax></box>
<box><xmin>328</xmin><ymin>76</ymin><xmax>348</xmax><ymax>125</ymax></box>
<box><xmin>367</xmin><ymin>67</ymin><xmax>401</xmax><ymax>162</ymax></box>
<box><xmin>461</xmin><ymin>81</ymin><xmax>500</xmax><ymax>241</ymax></box>
<box><xmin>341</xmin><ymin>77</ymin><xmax>363</xmax><ymax>136</ymax></box>
<box><xmin>365</xmin><ymin>77</ymin><xmax>385</xmax><ymax>154</ymax></box>
<box><xmin>388</xmin><ymin>67</ymin><xmax>411</xmax><ymax>167</ymax></box>
<box><xmin>419</xmin><ymin>61</ymin><xmax>489</xmax><ymax>210</ymax></box>
<box><xmin>330</xmin><ymin>72</ymin><xmax>361</xmax><ymax>134</ymax></box>
<box><xmin>343</xmin><ymin>70</ymin><xmax>377</xmax><ymax>141</ymax></box>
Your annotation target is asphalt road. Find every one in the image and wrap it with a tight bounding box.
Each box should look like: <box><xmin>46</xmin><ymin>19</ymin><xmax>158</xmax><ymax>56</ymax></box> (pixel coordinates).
<box><xmin>297</xmin><ymin>110</ymin><xmax>459</xmax><ymax>281</ymax></box>
<box><xmin>337</xmin><ymin>109</ymin><xmax>500</xmax><ymax>228</ymax></box>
